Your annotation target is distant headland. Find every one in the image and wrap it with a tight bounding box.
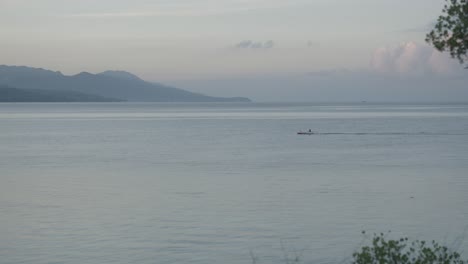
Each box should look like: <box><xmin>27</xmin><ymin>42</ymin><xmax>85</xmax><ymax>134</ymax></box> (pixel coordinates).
<box><xmin>0</xmin><ymin>65</ymin><xmax>251</xmax><ymax>103</ymax></box>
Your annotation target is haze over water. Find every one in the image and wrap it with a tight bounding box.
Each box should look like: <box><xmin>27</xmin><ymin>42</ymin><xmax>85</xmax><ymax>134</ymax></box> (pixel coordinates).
<box><xmin>1</xmin><ymin>102</ymin><xmax>468</xmax><ymax>264</ymax></box>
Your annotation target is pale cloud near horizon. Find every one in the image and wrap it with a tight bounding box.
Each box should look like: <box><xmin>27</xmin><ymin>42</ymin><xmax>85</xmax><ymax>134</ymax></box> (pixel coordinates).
<box><xmin>169</xmin><ymin>40</ymin><xmax>468</xmax><ymax>102</ymax></box>
<box><xmin>370</xmin><ymin>41</ymin><xmax>461</xmax><ymax>76</ymax></box>
<box><xmin>234</xmin><ymin>40</ymin><xmax>275</xmax><ymax>50</ymax></box>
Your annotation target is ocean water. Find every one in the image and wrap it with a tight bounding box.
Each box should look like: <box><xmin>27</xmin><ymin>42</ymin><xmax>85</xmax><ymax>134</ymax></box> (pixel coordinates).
<box><xmin>1</xmin><ymin>102</ymin><xmax>467</xmax><ymax>264</ymax></box>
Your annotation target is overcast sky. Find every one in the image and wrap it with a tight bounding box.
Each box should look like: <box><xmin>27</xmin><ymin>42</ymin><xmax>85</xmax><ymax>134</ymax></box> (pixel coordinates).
<box><xmin>1</xmin><ymin>0</ymin><xmax>467</xmax><ymax>102</ymax></box>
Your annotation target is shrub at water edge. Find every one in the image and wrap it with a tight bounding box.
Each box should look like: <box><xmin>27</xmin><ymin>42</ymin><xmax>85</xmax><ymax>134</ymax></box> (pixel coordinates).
<box><xmin>352</xmin><ymin>231</ymin><xmax>467</xmax><ymax>264</ymax></box>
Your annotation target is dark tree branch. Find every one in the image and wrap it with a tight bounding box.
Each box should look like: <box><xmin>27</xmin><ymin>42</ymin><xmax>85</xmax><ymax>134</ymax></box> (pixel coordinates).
<box><xmin>426</xmin><ymin>0</ymin><xmax>468</xmax><ymax>67</ymax></box>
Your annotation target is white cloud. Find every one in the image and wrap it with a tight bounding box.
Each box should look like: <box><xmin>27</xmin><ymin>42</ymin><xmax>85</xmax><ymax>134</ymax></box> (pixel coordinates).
<box><xmin>370</xmin><ymin>41</ymin><xmax>461</xmax><ymax>76</ymax></box>
<box><xmin>234</xmin><ymin>40</ymin><xmax>275</xmax><ymax>50</ymax></box>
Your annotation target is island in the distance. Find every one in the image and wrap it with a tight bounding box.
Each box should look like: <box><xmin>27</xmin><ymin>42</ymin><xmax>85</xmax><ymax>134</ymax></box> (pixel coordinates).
<box><xmin>0</xmin><ymin>65</ymin><xmax>251</xmax><ymax>102</ymax></box>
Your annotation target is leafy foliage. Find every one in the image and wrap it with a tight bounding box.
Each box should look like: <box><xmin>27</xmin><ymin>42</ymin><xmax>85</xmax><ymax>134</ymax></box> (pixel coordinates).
<box><xmin>426</xmin><ymin>0</ymin><xmax>468</xmax><ymax>65</ymax></box>
<box><xmin>352</xmin><ymin>232</ymin><xmax>467</xmax><ymax>264</ymax></box>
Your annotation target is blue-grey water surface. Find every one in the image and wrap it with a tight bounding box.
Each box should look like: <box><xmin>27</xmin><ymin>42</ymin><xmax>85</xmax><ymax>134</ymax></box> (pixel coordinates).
<box><xmin>1</xmin><ymin>103</ymin><xmax>467</xmax><ymax>264</ymax></box>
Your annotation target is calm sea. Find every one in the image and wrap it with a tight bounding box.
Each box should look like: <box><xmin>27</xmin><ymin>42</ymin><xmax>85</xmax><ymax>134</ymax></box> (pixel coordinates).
<box><xmin>1</xmin><ymin>102</ymin><xmax>467</xmax><ymax>264</ymax></box>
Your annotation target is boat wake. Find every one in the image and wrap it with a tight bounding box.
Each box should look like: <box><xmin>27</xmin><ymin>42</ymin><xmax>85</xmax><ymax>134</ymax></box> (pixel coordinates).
<box><xmin>298</xmin><ymin>132</ymin><xmax>466</xmax><ymax>136</ymax></box>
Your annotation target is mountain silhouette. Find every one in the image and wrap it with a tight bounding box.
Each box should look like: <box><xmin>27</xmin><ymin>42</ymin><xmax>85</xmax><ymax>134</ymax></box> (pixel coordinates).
<box><xmin>0</xmin><ymin>65</ymin><xmax>251</xmax><ymax>102</ymax></box>
<box><xmin>0</xmin><ymin>85</ymin><xmax>121</xmax><ymax>102</ymax></box>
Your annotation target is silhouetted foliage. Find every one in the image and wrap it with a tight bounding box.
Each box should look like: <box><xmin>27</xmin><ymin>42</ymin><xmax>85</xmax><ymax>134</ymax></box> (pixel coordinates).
<box><xmin>426</xmin><ymin>0</ymin><xmax>468</xmax><ymax>66</ymax></box>
<box><xmin>352</xmin><ymin>232</ymin><xmax>467</xmax><ymax>264</ymax></box>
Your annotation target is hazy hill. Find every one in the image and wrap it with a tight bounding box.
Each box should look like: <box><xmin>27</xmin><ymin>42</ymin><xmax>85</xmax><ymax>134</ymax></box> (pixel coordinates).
<box><xmin>0</xmin><ymin>65</ymin><xmax>251</xmax><ymax>102</ymax></box>
<box><xmin>0</xmin><ymin>85</ymin><xmax>121</xmax><ymax>102</ymax></box>
<box><xmin>98</xmin><ymin>70</ymin><xmax>142</xmax><ymax>81</ymax></box>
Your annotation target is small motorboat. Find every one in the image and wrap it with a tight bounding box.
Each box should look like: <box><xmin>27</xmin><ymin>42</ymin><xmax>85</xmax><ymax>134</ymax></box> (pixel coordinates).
<box><xmin>297</xmin><ymin>130</ymin><xmax>315</xmax><ymax>135</ymax></box>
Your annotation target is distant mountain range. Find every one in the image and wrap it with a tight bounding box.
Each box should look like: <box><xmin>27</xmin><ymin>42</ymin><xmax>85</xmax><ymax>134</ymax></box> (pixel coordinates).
<box><xmin>0</xmin><ymin>85</ymin><xmax>121</xmax><ymax>102</ymax></box>
<box><xmin>0</xmin><ymin>65</ymin><xmax>251</xmax><ymax>102</ymax></box>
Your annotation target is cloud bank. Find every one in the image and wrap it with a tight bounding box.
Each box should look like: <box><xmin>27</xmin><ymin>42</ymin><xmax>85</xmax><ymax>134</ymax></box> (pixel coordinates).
<box><xmin>370</xmin><ymin>41</ymin><xmax>461</xmax><ymax>76</ymax></box>
<box><xmin>171</xmin><ymin>40</ymin><xmax>468</xmax><ymax>102</ymax></box>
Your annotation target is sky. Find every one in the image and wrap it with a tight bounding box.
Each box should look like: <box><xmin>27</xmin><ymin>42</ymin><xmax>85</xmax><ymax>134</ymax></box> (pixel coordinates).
<box><xmin>1</xmin><ymin>0</ymin><xmax>467</xmax><ymax>102</ymax></box>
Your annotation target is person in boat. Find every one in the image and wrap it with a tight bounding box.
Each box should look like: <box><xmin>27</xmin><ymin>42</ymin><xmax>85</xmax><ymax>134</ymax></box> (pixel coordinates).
<box><xmin>308</xmin><ymin>129</ymin><xmax>312</xmax><ymax>132</ymax></box>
